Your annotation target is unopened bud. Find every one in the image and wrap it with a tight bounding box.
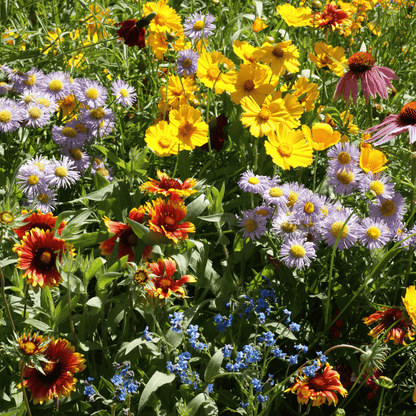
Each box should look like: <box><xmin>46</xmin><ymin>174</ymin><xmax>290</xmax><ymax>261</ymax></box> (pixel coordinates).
<box><xmin>376</xmin><ymin>376</ymin><xmax>395</xmax><ymax>389</ymax></box>
<box><xmin>136</xmin><ymin>12</ymin><xmax>156</xmax><ymax>29</ymax></box>
<box><xmin>266</xmin><ymin>36</ymin><xmax>275</xmax><ymax>43</ymax></box>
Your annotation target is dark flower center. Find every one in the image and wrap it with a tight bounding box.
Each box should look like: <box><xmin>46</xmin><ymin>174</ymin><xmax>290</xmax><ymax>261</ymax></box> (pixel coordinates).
<box><xmin>159</xmin><ymin>178</ymin><xmax>182</xmax><ymax>190</ymax></box>
<box><xmin>399</xmin><ymin>102</ymin><xmax>416</xmax><ymax>125</ymax></box>
<box><xmin>123</xmin><ymin>229</ymin><xmax>138</xmax><ymax>246</ymax></box>
<box><xmin>308</xmin><ymin>374</ymin><xmax>329</xmax><ymax>392</ymax></box>
<box><xmin>348</xmin><ymin>52</ymin><xmax>375</xmax><ymax>73</ymax></box>
<box><xmin>272</xmin><ymin>47</ymin><xmax>284</xmax><ymax>58</ymax></box>
<box><xmin>183</xmin><ymin>59</ymin><xmax>192</xmax><ymax>68</ymax></box>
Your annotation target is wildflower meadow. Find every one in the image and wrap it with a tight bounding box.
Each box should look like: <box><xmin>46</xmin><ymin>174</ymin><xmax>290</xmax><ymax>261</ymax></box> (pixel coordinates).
<box><xmin>2</xmin><ymin>0</ymin><xmax>416</xmax><ymax>415</ymax></box>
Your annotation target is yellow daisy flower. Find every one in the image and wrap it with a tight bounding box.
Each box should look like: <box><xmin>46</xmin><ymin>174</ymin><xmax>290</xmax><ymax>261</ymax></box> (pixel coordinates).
<box><xmin>147</xmin><ymin>29</ymin><xmax>187</xmax><ymax>60</ymax></box>
<box><xmin>143</xmin><ymin>0</ymin><xmax>182</xmax><ymax>33</ymax></box>
<box><xmin>160</xmin><ymin>75</ymin><xmax>197</xmax><ymax>109</ymax></box>
<box><xmin>403</xmin><ymin>286</ymin><xmax>416</xmax><ymax>327</ymax></box>
<box><xmin>230</xmin><ymin>63</ymin><xmax>275</xmax><ymax>105</ymax></box>
<box><xmin>281</xmin><ymin>77</ymin><xmax>319</xmax><ymax>112</ymax></box>
<box><xmin>145</xmin><ymin>120</ymin><xmax>179</xmax><ymax>157</ymax></box>
<box><xmin>252</xmin><ymin>40</ymin><xmax>300</xmax><ymax>77</ymax></box>
<box><xmin>197</xmin><ymin>51</ymin><xmax>237</xmax><ymax>94</ymax></box>
<box><xmin>169</xmin><ymin>104</ymin><xmax>209</xmax><ymax>150</ymax></box>
<box><xmin>308</xmin><ymin>42</ymin><xmax>347</xmax><ymax>77</ymax></box>
<box><xmin>232</xmin><ymin>40</ymin><xmax>260</xmax><ymax>64</ymax></box>
<box><xmin>302</xmin><ymin>123</ymin><xmax>341</xmax><ymax>151</ymax></box>
<box><xmin>83</xmin><ymin>4</ymin><xmax>115</xmax><ymax>41</ymax></box>
<box><xmin>340</xmin><ymin>111</ymin><xmax>359</xmax><ymax>135</ymax></box>
<box><xmin>252</xmin><ymin>17</ymin><xmax>268</xmax><ymax>32</ymax></box>
<box><xmin>277</xmin><ymin>4</ymin><xmax>312</xmax><ymax>27</ymax></box>
<box><xmin>265</xmin><ymin>124</ymin><xmax>313</xmax><ymax>170</ymax></box>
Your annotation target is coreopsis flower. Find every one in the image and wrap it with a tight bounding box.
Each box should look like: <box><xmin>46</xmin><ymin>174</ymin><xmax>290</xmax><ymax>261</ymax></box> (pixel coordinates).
<box><xmin>111</xmin><ymin>79</ymin><xmax>136</xmax><ymax>107</ymax></box>
<box><xmin>252</xmin><ymin>17</ymin><xmax>267</xmax><ymax>32</ymax></box>
<box><xmin>364</xmin><ymin>102</ymin><xmax>416</xmax><ymax>145</ymax></box>
<box><xmin>145</xmin><ymin>120</ymin><xmax>179</xmax><ymax>156</ymax></box>
<box><xmin>18</xmin><ymin>332</ymin><xmax>48</xmax><ymax>356</ymax></box>
<box><xmin>13</xmin><ymin>210</ymin><xmax>66</xmax><ymax>239</ymax></box>
<box><xmin>308</xmin><ymin>42</ymin><xmax>348</xmax><ymax>77</ymax></box>
<box><xmin>21</xmin><ymin>338</ymin><xmax>86</xmax><ymax>404</ymax></box>
<box><xmin>314</xmin><ymin>3</ymin><xmax>348</xmax><ymax>30</ymax></box>
<box><xmin>141</xmin><ymin>170</ymin><xmax>197</xmax><ymax>203</ymax></box>
<box><xmin>402</xmin><ymin>286</ymin><xmax>416</xmax><ymax>326</ymax></box>
<box><xmin>265</xmin><ymin>125</ymin><xmax>313</xmax><ymax>170</ymax></box>
<box><xmin>13</xmin><ymin>228</ymin><xmax>73</xmax><ymax>288</ymax></box>
<box><xmin>230</xmin><ymin>63</ymin><xmax>274</xmax><ymax>105</ymax></box>
<box><xmin>281</xmin><ymin>77</ymin><xmax>319</xmax><ymax>112</ymax></box>
<box><xmin>146</xmin><ymin>258</ymin><xmax>196</xmax><ymax>298</ymax></box>
<box><xmin>276</xmin><ymin>4</ymin><xmax>312</xmax><ymax>27</ymax></box>
<box><xmin>159</xmin><ymin>75</ymin><xmax>197</xmax><ymax>109</ymax></box>
<box><xmin>183</xmin><ymin>12</ymin><xmax>216</xmax><ymax>39</ymax></box>
<box><xmin>285</xmin><ymin>363</ymin><xmax>348</xmax><ymax>407</ymax></box>
<box><xmin>58</xmin><ymin>94</ymin><xmax>78</xmax><ymax>120</ymax></box>
<box><xmin>116</xmin><ymin>19</ymin><xmax>146</xmax><ymax>48</ymax></box>
<box><xmin>147</xmin><ymin>29</ymin><xmax>187</xmax><ymax>60</ymax></box>
<box><xmin>169</xmin><ymin>104</ymin><xmax>209</xmax><ymax>150</ymax></box>
<box><xmin>252</xmin><ymin>40</ymin><xmax>300</xmax><ymax>77</ymax></box>
<box><xmin>302</xmin><ymin>123</ymin><xmax>341</xmax><ymax>151</ymax></box>
<box><xmin>232</xmin><ymin>40</ymin><xmax>260</xmax><ymax>64</ymax></box>
<box><xmin>363</xmin><ymin>307</ymin><xmax>415</xmax><ymax>345</ymax></box>
<box><xmin>143</xmin><ymin>0</ymin><xmax>182</xmax><ymax>33</ymax></box>
<box><xmin>147</xmin><ymin>198</ymin><xmax>195</xmax><ymax>243</ymax></box>
<box><xmin>99</xmin><ymin>207</ymin><xmax>152</xmax><ymax>262</ymax></box>
<box><xmin>334</xmin><ymin>52</ymin><xmax>398</xmax><ymax>104</ymax></box>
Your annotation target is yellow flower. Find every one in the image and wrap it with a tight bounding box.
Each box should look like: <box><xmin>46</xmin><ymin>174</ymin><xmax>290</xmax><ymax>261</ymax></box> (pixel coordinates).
<box><xmin>252</xmin><ymin>17</ymin><xmax>268</xmax><ymax>32</ymax></box>
<box><xmin>341</xmin><ymin>111</ymin><xmax>359</xmax><ymax>134</ymax></box>
<box><xmin>368</xmin><ymin>21</ymin><xmax>381</xmax><ymax>36</ymax></box>
<box><xmin>265</xmin><ymin>124</ymin><xmax>313</xmax><ymax>170</ymax></box>
<box><xmin>83</xmin><ymin>4</ymin><xmax>115</xmax><ymax>41</ymax></box>
<box><xmin>58</xmin><ymin>95</ymin><xmax>79</xmax><ymax>120</ymax></box>
<box><xmin>160</xmin><ymin>75</ymin><xmax>197</xmax><ymax>109</ymax></box>
<box><xmin>143</xmin><ymin>0</ymin><xmax>182</xmax><ymax>33</ymax></box>
<box><xmin>230</xmin><ymin>63</ymin><xmax>275</xmax><ymax>105</ymax></box>
<box><xmin>281</xmin><ymin>77</ymin><xmax>319</xmax><ymax>112</ymax></box>
<box><xmin>277</xmin><ymin>4</ymin><xmax>312</xmax><ymax>27</ymax></box>
<box><xmin>308</xmin><ymin>42</ymin><xmax>347</xmax><ymax>77</ymax></box>
<box><xmin>197</xmin><ymin>51</ymin><xmax>237</xmax><ymax>94</ymax></box>
<box><xmin>359</xmin><ymin>145</ymin><xmax>388</xmax><ymax>174</ymax></box>
<box><xmin>253</xmin><ymin>40</ymin><xmax>300</xmax><ymax>77</ymax></box>
<box><xmin>403</xmin><ymin>286</ymin><xmax>416</xmax><ymax>327</ymax></box>
<box><xmin>232</xmin><ymin>40</ymin><xmax>260</xmax><ymax>64</ymax></box>
<box><xmin>148</xmin><ymin>29</ymin><xmax>187</xmax><ymax>60</ymax></box>
<box><xmin>145</xmin><ymin>120</ymin><xmax>179</xmax><ymax>157</ymax></box>
<box><xmin>302</xmin><ymin>123</ymin><xmax>341</xmax><ymax>151</ymax></box>
<box><xmin>169</xmin><ymin>104</ymin><xmax>209</xmax><ymax>150</ymax></box>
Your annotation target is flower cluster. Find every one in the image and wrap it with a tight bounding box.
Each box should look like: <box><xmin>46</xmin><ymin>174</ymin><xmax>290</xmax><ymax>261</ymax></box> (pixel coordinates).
<box><xmin>111</xmin><ymin>362</ymin><xmax>140</xmax><ymax>401</ymax></box>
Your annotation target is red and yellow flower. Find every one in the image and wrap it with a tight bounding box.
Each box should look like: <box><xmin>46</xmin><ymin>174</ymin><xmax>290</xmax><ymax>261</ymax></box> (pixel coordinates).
<box><xmin>147</xmin><ymin>198</ymin><xmax>195</xmax><ymax>243</ymax></box>
<box><xmin>21</xmin><ymin>338</ymin><xmax>86</xmax><ymax>404</ymax></box>
<box><xmin>13</xmin><ymin>228</ymin><xmax>73</xmax><ymax>289</ymax></box>
<box><xmin>18</xmin><ymin>332</ymin><xmax>48</xmax><ymax>356</ymax></box>
<box><xmin>286</xmin><ymin>363</ymin><xmax>348</xmax><ymax>407</ymax></box>
<box><xmin>146</xmin><ymin>258</ymin><xmax>196</xmax><ymax>298</ymax></box>
<box><xmin>99</xmin><ymin>207</ymin><xmax>152</xmax><ymax>262</ymax></box>
<box><xmin>13</xmin><ymin>210</ymin><xmax>66</xmax><ymax>240</ymax></box>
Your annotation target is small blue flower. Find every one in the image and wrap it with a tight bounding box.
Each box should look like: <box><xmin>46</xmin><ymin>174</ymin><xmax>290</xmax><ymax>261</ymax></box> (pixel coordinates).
<box><xmin>289</xmin><ymin>355</ymin><xmax>298</xmax><ymax>365</ymax></box>
<box><xmin>252</xmin><ymin>378</ymin><xmax>263</xmax><ymax>392</ymax></box>
<box><xmin>257</xmin><ymin>394</ymin><xmax>267</xmax><ymax>403</ymax></box>
<box><xmin>206</xmin><ymin>383</ymin><xmax>214</xmax><ymax>394</ymax></box>
<box><xmin>240</xmin><ymin>402</ymin><xmax>249</xmax><ymax>409</ymax></box>
<box><xmin>316</xmin><ymin>351</ymin><xmax>328</xmax><ymax>364</ymax></box>
<box><xmin>169</xmin><ymin>311</ymin><xmax>184</xmax><ymax>333</ymax></box>
<box><xmin>294</xmin><ymin>344</ymin><xmax>308</xmax><ymax>353</ymax></box>
<box><xmin>143</xmin><ymin>326</ymin><xmax>152</xmax><ymax>341</ymax></box>
<box><xmin>289</xmin><ymin>322</ymin><xmax>301</xmax><ymax>332</ymax></box>
<box><xmin>258</xmin><ymin>312</ymin><xmax>266</xmax><ymax>324</ymax></box>
<box><xmin>111</xmin><ymin>374</ymin><xmax>123</xmax><ymax>386</ymax></box>
<box><xmin>84</xmin><ymin>385</ymin><xmax>95</xmax><ymax>397</ymax></box>
<box><xmin>222</xmin><ymin>344</ymin><xmax>233</xmax><ymax>358</ymax></box>
<box><xmin>127</xmin><ymin>381</ymin><xmax>139</xmax><ymax>394</ymax></box>
<box><xmin>272</xmin><ymin>347</ymin><xmax>286</xmax><ymax>359</ymax></box>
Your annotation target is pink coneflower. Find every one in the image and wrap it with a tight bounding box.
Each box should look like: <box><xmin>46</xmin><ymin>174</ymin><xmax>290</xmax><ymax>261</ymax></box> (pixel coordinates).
<box><xmin>364</xmin><ymin>102</ymin><xmax>416</xmax><ymax>145</ymax></box>
<box><xmin>334</xmin><ymin>52</ymin><xmax>398</xmax><ymax>105</ymax></box>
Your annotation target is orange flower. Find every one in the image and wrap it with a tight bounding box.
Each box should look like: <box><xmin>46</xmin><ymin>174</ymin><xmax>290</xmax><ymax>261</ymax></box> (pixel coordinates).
<box><xmin>363</xmin><ymin>307</ymin><xmax>415</xmax><ymax>345</ymax></box>
<box><xmin>18</xmin><ymin>332</ymin><xmax>48</xmax><ymax>356</ymax></box>
<box><xmin>146</xmin><ymin>258</ymin><xmax>196</xmax><ymax>298</ymax></box>
<box><xmin>359</xmin><ymin>145</ymin><xmax>388</xmax><ymax>173</ymax></box>
<box><xmin>252</xmin><ymin>17</ymin><xmax>267</xmax><ymax>32</ymax></box>
<box><xmin>13</xmin><ymin>210</ymin><xmax>66</xmax><ymax>240</ymax></box>
<box><xmin>286</xmin><ymin>363</ymin><xmax>348</xmax><ymax>407</ymax></box>
<box><xmin>147</xmin><ymin>198</ymin><xmax>195</xmax><ymax>243</ymax></box>
<box><xmin>21</xmin><ymin>338</ymin><xmax>86</xmax><ymax>404</ymax></box>
<box><xmin>99</xmin><ymin>207</ymin><xmax>152</xmax><ymax>262</ymax></box>
<box><xmin>141</xmin><ymin>170</ymin><xmax>197</xmax><ymax>203</ymax></box>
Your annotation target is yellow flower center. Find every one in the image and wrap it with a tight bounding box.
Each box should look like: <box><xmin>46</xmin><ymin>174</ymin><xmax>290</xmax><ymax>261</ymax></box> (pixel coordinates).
<box><xmin>34</xmin><ymin>162</ymin><xmax>44</xmax><ymax>171</ymax></box>
<box><xmin>193</xmin><ymin>20</ymin><xmax>205</xmax><ymax>31</ymax></box>
<box><xmin>24</xmin><ymin>74</ymin><xmax>36</xmax><ymax>86</ymax></box>
<box><xmin>158</xmin><ymin>137</ymin><xmax>171</xmax><ymax>148</ymax></box>
<box><xmin>25</xmin><ymin>95</ymin><xmax>34</xmax><ymax>104</ymax></box>
<box><xmin>256</xmin><ymin>209</ymin><xmax>269</xmax><ymax>216</ymax></box>
<box><xmin>379</xmin><ymin>199</ymin><xmax>396</xmax><ymax>217</ymax></box>
<box><xmin>38</xmin><ymin>98</ymin><xmax>50</xmax><ymax>107</ymax></box>
<box><xmin>182</xmin><ymin>59</ymin><xmax>192</xmax><ymax>68</ymax></box>
<box><xmin>27</xmin><ymin>175</ymin><xmax>39</xmax><ymax>185</ymax></box>
<box><xmin>287</xmin><ymin>191</ymin><xmax>299</xmax><ymax>208</ymax></box>
<box><xmin>278</xmin><ymin>143</ymin><xmax>293</xmax><ymax>157</ymax></box>
<box><xmin>40</xmin><ymin>251</ymin><xmax>52</xmax><ymax>265</ymax></box>
<box><xmin>245</xmin><ymin>219</ymin><xmax>258</xmax><ymax>233</ymax></box>
<box><xmin>0</xmin><ymin>212</ymin><xmax>14</xmax><ymax>224</ymax></box>
<box><xmin>38</xmin><ymin>193</ymin><xmax>49</xmax><ymax>204</ymax></box>
<box><xmin>172</xmin><ymin>87</ymin><xmax>183</xmax><ymax>97</ymax></box>
<box><xmin>43</xmin><ymin>362</ymin><xmax>56</xmax><ymax>374</ymax></box>
<box><xmin>330</xmin><ymin>221</ymin><xmax>349</xmax><ymax>238</ymax></box>
<box><xmin>55</xmin><ymin>166</ymin><xmax>68</xmax><ymax>177</ymax></box>
<box><xmin>304</xmin><ymin>202</ymin><xmax>315</xmax><ymax>214</ymax></box>
<box><xmin>366</xmin><ymin>226</ymin><xmax>381</xmax><ymax>240</ymax></box>
<box><xmin>28</xmin><ymin>107</ymin><xmax>42</xmax><ymax>119</ymax></box>
<box><xmin>337</xmin><ymin>170</ymin><xmax>354</xmax><ymax>184</ymax></box>
<box><xmin>119</xmin><ymin>88</ymin><xmax>129</xmax><ymax>97</ymax></box>
<box><xmin>272</xmin><ymin>47</ymin><xmax>284</xmax><ymax>58</ymax></box>
<box><xmin>21</xmin><ymin>341</ymin><xmax>37</xmax><ymax>355</ymax></box>
<box><xmin>178</xmin><ymin>121</ymin><xmax>196</xmax><ymax>138</ymax></box>
<box><xmin>281</xmin><ymin>221</ymin><xmax>297</xmax><ymax>233</ymax></box>
<box><xmin>96</xmin><ymin>167</ymin><xmax>109</xmax><ymax>177</ymax></box>
<box><xmin>158</xmin><ymin>278</ymin><xmax>171</xmax><ymax>289</ymax></box>
<box><xmin>258</xmin><ymin>107</ymin><xmax>271</xmax><ymax>121</ymax></box>
<box><xmin>0</xmin><ymin>110</ymin><xmax>12</xmax><ymax>123</ymax></box>
<box><xmin>90</xmin><ymin>107</ymin><xmax>105</xmax><ymax>120</ymax></box>
<box><xmin>207</xmin><ymin>65</ymin><xmax>220</xmax><ymax>80</ymax></box>
<box><xmin>155</xmin><ymin>14</ymin><xmax>167</xmax><ymax>26</ymax></box>
<box><xmin>369</xmin><ymin>180</ymin><xmax>385</xmax><ymax>195</ymax></box>
<box><xmin>337</xmin><ymin>151</ymin><xmax>351</xmax><ymax>165</ymax></box>
<box><xmin>289</xmin><ymin>244</ymin><xmax>306</xmax><ymax>258</ymax></box>
<box><xmin>86</xmin><ymin>87</ymin><xmax>99</xmax><ymax>99</ymax></box>
<box><xmin>244</xmin><ymin>79</ymin><xmax>255</xmax><ymax>91</ymax></box>
<box><xmin>69</xmin><ymin>148</ymin><xmax>83</xmax><ymax>160</ymax></box>
<box><xmin>75</xmin><ymin>123</ymin><xmax>88</xmax><ymax>133</ymax></box>
<box><xmin>62</xmin><ymin>127</ymin><xmax>77</xmax><ymax>137</ymax></box>
<box><xmin>134</xmin><ymin>270</ymin><xmax>148</xmax><ymax>284</ymax></box>
<box><xmin>49</xmin><ymin>79</ymin><xmax>63</xmax><ymax>91</ymax></box>
<box><xmin>321</xmin><ymin>206</ymin><xmax>329</xmax><ymax>218</ymax></box>
<box><xmin>269</xmin><ymin>187</ymin><xmax>283</xmax><ymax>197</ymax></box>
<box><xmin>248</xmin><ymin>177</ymin><xmax>259</xmax><ymax>185</ymax></box>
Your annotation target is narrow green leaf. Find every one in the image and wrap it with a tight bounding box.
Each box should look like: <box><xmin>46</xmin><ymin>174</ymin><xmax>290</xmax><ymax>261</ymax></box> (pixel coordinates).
<box><xmin>184</xmin><ymin>393</ymin><xmax>207</xmax><ymax>416</ymax></box>
<box><xmin>93</xmin><ymin>144</ymin><xmax>127</xmax><ymax>169</ymax></box>
<box><xmin>107</xmin><ymin>255</ymin><xmax>129</xmax><ymax>273</ymax></box>
<box><xmin>96</xmin><ymin>272</ymin><xmax>121</xmax><ymax>292</ymax></box>
<box><xmin>198</xmin><ymin>213</ymin><xmax>237</xmax><ymax>225</ymax></box>
<box><xmin>85</xmin><ymin>257</ymin><xmax>106</xmax><ymax>284</ymax></box>
<box><xmin>24</xmin><ymin>319</ymin><xmax>51</xmax><ymax>332</ymax></box>
<box><xmin>71</xmin><ymin>183</ymin><xmax>115</xmax><ymax>203</ymax></box>
<box><xmin>186</xmin><ymin>195</ymin><xmax>209</xmax><ymax>221</ymax></box>
<box><xmin>204</xmin><ymin>349</ymin><xmax>224</xmax><ymax>383</ymax></box>
<box><xmin>86</xmin><ymin>297</ymin><xmax>102</xmax><ymax>315</ymax></box>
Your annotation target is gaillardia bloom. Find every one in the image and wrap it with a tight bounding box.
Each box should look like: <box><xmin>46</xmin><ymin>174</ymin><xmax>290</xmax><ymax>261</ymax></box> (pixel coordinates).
<box><xmin>363</xmin><ymin>307</ymin><xmax>415</xmax><ymax>345</ymax></box>
<box><xmin>100</xmin><ymin>207</ymin><xmax>152</xmax><ymax>262</ymax></box>
<box><xmin>116</xmin><ymin>19</ymin><xmax>146</xmax><ymax>48</ymax></box>
<box><xmin>146</xmin><ymin>258</ymin><xmax>196</xmax><ymax>298</ymax></box>
<box><xmin>147</xmin><ymin>198</ymin><xmax>195</xmax><ymax>243</ymax></box>
<box><xmin>141</xmin><ymin>170</ymin><xmax>197</xmax><ymax>203</ymax></box>
<box><xmin>286</xmin><ymin>363</ymin><xmax>348</xmax><ymax>407</ymax></box>
<box><xmin>402</xmin><ymin>286</ymin><xmax>416</xmax><ymax>327</ymax></box>
<box><xmin>314</xmin><ymin>4</ymin><xmax>348</xmax><ymax>30</ymax></box>
<box><xmin>13</xmin><ymin>210</ymin><xmax>66</xmax><ymax>240</ymax></box>
<box><xmin>13</xmin><ymin>228</ymin><xmax>73</xmax><ymax>289</ymax></box>
<box><xmin>18</xmin><ymin>332</ymin><xmax>48</xmax><ymax>356</ymax></box>
<box><xmin>21</xmin><ymin>338</ymin><xmax>86</xmax><ymax>404</ymax></box>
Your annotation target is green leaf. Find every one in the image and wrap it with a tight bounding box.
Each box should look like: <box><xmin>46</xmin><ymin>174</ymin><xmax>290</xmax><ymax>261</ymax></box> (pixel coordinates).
<box><xmin>127</xmin><ymin>218</ymin><xmax>171</xmax><ymax>246</ymax></box>
<box><xmin>137</xmin><ymin>371</ymin><xmax>176</xmax><ymax>413</ymax></box>
<box><xmin>85</xmin><ymin>257</ymin><xmax>106</xmax><ymax>284</ymax></box>
<box><xmin>204</xmin><ymin>349</ymin><xmax>224</xmax><ymax>383</ymax></box>
<box><xmin>54</xmin><ymin>210</ymin><xmax>75</xmax><ymax>237</ymax></box>
<box><xmin>40</xmin><ymin>286</ymin><xmax>55</xmax><ymax>317</ymax></box>
<box><xmin>24</xmin><ymin>319</ymin><xmax>51</xmax><ymax>332</ymax></box>
<box><xmin>85</xmin><ymin>297</ymin><xmax>102</xmax><ymax>315</ymax></box>
<box><xmin>0</xmin><ymin>257</ymin><xmax>17</xmax><ymax>268</ymax></box>
<box><xmin>71</xmin><ymin>183</ymin><xmax>115</xmax><ymax>203</ymax></box>
<box><xmin>60</xmin><ymin>209</ymin><xmax>93</xmax><ymax>237</ymax></box>
<box><xmin>107</xmin><ymin>255</ymin><xmax>129</xmax><ymax>273</ymax></box>
<box><xmin>185</xmin><ymin>195</ymin><xmax>209</xmax><ymax>221</ymax></box>
<box><xmin>67</xmin><ymin>231</ymin><xmax>108</xmax><ymax>249</ymax></box>
<box><xmin>97</xmin><ymin>272</ymin><xmax>121</xmax><ymax>292</ymax></box>
<box><xmin>198</xmin><ymin>213</ymin><xmax>237</xmax><ymax>225</ymax></box>
<box><xmin>125</xmin><ymin>338</ymin><xmax>144</xmax><ymax>355</ymax></box>
<box><xmin>93</xmin><ymin>144</ymin><xmax>127</xmax><ymax>170</ymax></box>
<box><xmin>184</xmin><ymin>393</ymin><xmax>207</xmax><ymax>416</ymax></box>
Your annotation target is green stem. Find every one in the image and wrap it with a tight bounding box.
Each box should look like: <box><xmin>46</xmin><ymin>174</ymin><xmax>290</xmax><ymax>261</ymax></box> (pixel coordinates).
<box><xmin>312</xmin><ymin>152</ymin><xmax>318</xmax><ymax>193</ymax></box>
<box><xmin>376</xmin><ymin>388</ymin><xmax>386</xmax><ymax>416</ymax></box>
<box><xmin>67</xmin><ymin>273</ymin><xmax>78</xmax><ymax>349</ymax></box>
<box><xmin>367</xmin><ymin>99</ymin><xmax>373</xmax><ymax>128</ymax></box>
<box><xmin>20</xmin><ymin>363</ymin><xmax>33</xmax><ymax>416</ymax></box>
<box><xmin>0</xmin><ymin>266</ymin><xmax>16</xmax><ymax>334</ymax></box>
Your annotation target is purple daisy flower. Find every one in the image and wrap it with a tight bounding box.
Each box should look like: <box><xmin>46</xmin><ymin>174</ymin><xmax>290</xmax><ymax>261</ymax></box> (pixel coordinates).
<box><xmin>327</xmin><ymin>166</ymin><xmax>362</xmax><ymax>195</ymax></box>
<box><xmin>291</xmin><ymin>192</ymin><xmax>324</xmax><ymax>226</ymax></box>
<box><xmin>19</xmin><ymin>89</ymin><xmax>58</xmax><ymax>111</ymax></box>
<box><xmin>272</xmin><ymin>210</ymin><xmax>300</xmax><ymax>239</ymax></box>
<box><xmin>81</xmin><ymin>106</ymin><xmax>115</xmax><ymax>138</ymax></box>
<box><xmin>369</xmin><ymin>192</ymin><xmax>406</xmax><ymax>227</ymax></box>
<box><xmin>358</xmin><ymin>171</ymin><xmax>395</xmax><ymax>203</ymax></box>
<box><xmin>110</xmin><ymin>79</ymin><xmax>136</xmax><ymax>107</ymax></box>
<box><xmin>16</xmin><ymin>161</ymin><xmax>47</xmax><ymax>196</ymax></box>
<box><xmin>238</xmin><ymin>170</ymin><xmax>271</xmax><ymax>194</ymax></box>
<box><xmin>281</xmin><ymin>182</ymin><xmax>309</xmax><ymax>210</ymax></box>
<box><xmin>252</xmin><ymin>204</ymin><xmax>275</xmax><ymax>220</ymax></box>
<box><xmin>28</xmin><ymin>187</ymin><xmax>57</xmax><ymax>213</ymax></box>
<box><xmin>91</xmin><ymin>158</ymin><xmax>114</xmax><ymax>182</ymax></box>
<box><xmin>23</xmin><ymin>102</ymin><xmax>53</xmax><ymax>128</ymax></box>
<box><xmin>74</xmin><ymin>78</ymin><xmax>108</xmax><ymax>109</ymax></box>
<box><xmin>61</xmin><ymin>146</ymin><xmax>91</xmax><ymax>175</ymax></box>
<box><xmin>14</xmin><ymin>67</ymin><xmax>45</xmax><ymax>93</ymax></box>
<box><xmin>237</xmin><ymin>209</ymin><xmax>267</xmax><ymax>240</ymax></box>
<box><xmin>0</xmin><ymin>82</ymin><xmax>13</xmax><ymax>94</ymax></box>
<box><xmin>320</xmin><ymin>208</ymin><xmax>359</xmax><ymax>250</ymax></box>
<box><xmin>184</xmin><ymin>13</ymin><xmax>216</xmax><ymax>40</ymax></box>
<box><xmin>261</xmin><ymin>183</ymin><xmax>289</xmax><ymax>207</ymax></box>
<box><xmin>280</xmin><ymin>236</ymin><xmax>316</xmax><ymax>269</ymax></box>
<box><xmin>357</xmin><ymin>217</ymin><xmax>390</xmax><ymax>250</ymax></box>
<box><xmin>0</xmin><ymin>98</ymin><xmax>25</xmax><ymax>133</ymax></box>
<box><xmin>44</xmin><ymin>156</ymin><xmax>80</xmax><ymax>189</ymax></box>
<box><xmin>41</xmin><ymin>71</ymin><xmax>71</xmax><ymax>99</ymax></box>
<box><xmin>176</xmin><ymin>50</ymin><xmax>199</xmax><ymax>76</ymax></box>
<box><xmin>52</xmin><ymin>119</ymin><xmax>89</xmax><ymax>149</ymax></box>
<box><xmin>327</xmin><ymin>142</ymin><xmax>360</xmax><ymax>172</ymax></box>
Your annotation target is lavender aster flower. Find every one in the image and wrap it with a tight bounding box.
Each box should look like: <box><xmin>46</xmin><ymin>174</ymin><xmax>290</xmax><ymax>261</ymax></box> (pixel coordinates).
<box><xmin>74</xmin><ymin>78</ymin><xmax>108</xmax><ymax>109</ymax></box>
<box><xmin>176</xmin><ymin>50</ymin><xmax>199</xmax><ymax>76</ymax></box>
<box><xmin>357</xmin><ymin>217</ymin><xmax>390</xmax><ymax>250</ymax></box>
<box><xmin>321</xmin><ymin>209</ymin><xmax>359</xmax><ymax>250</ymax></box>
<box><xmin>28</xmin><ymin>188</ymin><xmax>57</xmax><ymax>213</ymax></box>
<box><xmin>272</xmin><ymin>210</ymin><xmax>300</xmax><ymax>239</ymax></box>
<box><xmin>238</xmin><ymin>170</ymin><xmax>271</xmax><ymax>194</ymax></box>
<box><xmin>327</xmin><ymin>142</ymin><xmax>360</xmax><ymax>172</ymax></box>
<box><xmin>81</xmin><ymin>106</ymin><xmax>115</xmax><ymax>137</ymax></box>
<box><xmin>52</xmin><ymin>119</ymin><xmax>89</xmax><ymax>149</ymax></box>
<box><xmin>0</xmin><ymin>98</ymin><xmax>25</xmax><ymax>132</ymax></box>
<box><xmin>369</xmin><ymin>192</ymin><xmax>406</xmax><ymax>227</ymax></box>
<box><xmin>44</xmin><ymin>156</ymin><xmax>80</xmax><ymax>189</ymax></box>
<box><xmin>184</xmin><ymin>13</ymin><xmax>216</xmax><ymax>40</ymax></box>
<box><xmin>280</xmin><ymin>236</ymin><xmax>316</xmax><ymax>269</ymax></box>
<box><xmin>91</xmin><ymin>158</ymin><xmax>114</xmax><ymax>182</ymax></box>
<box><xmin>327</xmin><ymin>166</ymin><xmax>362</xmax><ymax>195</ymax></box>
<box><xmin>14</xmin><ymin>67</ymin><xmax>45</xmax><ymax>93</ymax></box>
<box><xmin>110</xmin><ymin>79</ymin><xmax>136</xmax><ymax>107</ymax></box>
<box><xmin>291</xmin><ymin>192</ymin><xmax>324</xmax><ymax>226</ymax></box>
<box><xmin>359</xmin><ymin>171</ymin><xmax>395</xmax><ymax>203</ymax></box>
<box><xmin>237</xmin><ymin>209</ymin><xmax>267</xmax><ymax>240</ymax></box>
<box><xmin>23</xmin><ymin>102</ymin><xmax>52</xmax><ymax>128</ymax></box>
<box><xmin>0</xmin><ymin>82</ymin><xmax>13</xmax><ymax>94</ymax></box>
<box><xmin>281</xmin><ymin>182</ymin><xmax>309</xmax><ymax>210</ymax></box>
<box><xmin>41</xmin><ymin>71</ymin><xmax>71</xmax><ymax>99</ymax></box>
<box><xmin>262</xmin><ymin>183</ymin><xmax>289</xmax><ymax>207</ymax></box>
<box><xmin>61</xmin><ymin>146</ymin><xmax>91</xmax><ymax>175</ymax></box>
<box><xmin>16</xmin><ymin>161</ymin><xmax>46</xmax><ymax>196</ymax></box>
<box><xmin>253</xmin><ymin>204</ymin><xmax>275</xmax><ymax>220</ymax></box>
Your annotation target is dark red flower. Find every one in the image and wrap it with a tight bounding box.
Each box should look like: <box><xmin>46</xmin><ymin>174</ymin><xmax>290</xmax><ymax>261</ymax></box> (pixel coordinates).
<box><xmin>203</xmin><ymin>114</ymin><xmax>228</xmax><ymax>152</ymax></box>
<box><xmin>116</xmin><ymin>19</ymin><xmax>146</xmax><ymax>48</ymax></box>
